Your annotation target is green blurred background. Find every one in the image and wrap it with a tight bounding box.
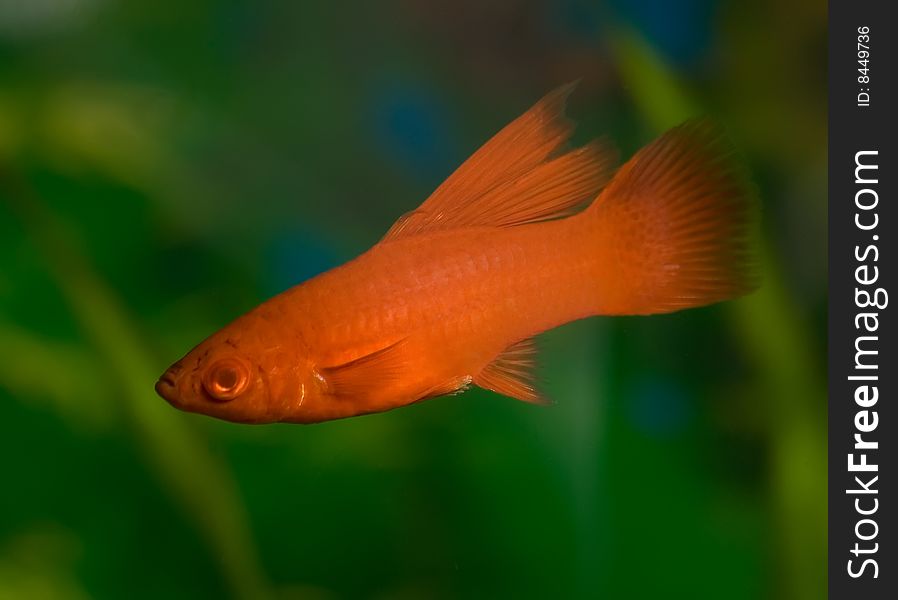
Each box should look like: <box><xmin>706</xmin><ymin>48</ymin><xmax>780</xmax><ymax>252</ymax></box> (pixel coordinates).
<box><xmin>0</xmin><ymin>1</ymin><xmax>826</xmax><ymax>598</ymax></box>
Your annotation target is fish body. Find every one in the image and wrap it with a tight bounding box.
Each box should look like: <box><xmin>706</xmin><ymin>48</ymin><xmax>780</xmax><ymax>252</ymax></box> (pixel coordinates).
<box><xmin>155</xmin><ymin>85</ymin><xmax>756</xmax><ymax>424</ymax></box>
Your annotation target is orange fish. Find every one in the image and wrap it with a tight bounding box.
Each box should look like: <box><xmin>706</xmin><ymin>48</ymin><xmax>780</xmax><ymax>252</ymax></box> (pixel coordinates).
<box><xmin>155</xmin><ymin>85</ymin><xmax>757</xmax><ymax>424</ymax></box>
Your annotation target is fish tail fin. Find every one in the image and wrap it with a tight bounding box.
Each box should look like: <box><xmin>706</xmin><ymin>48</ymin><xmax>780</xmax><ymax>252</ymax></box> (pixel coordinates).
<box><xmin>586</xmin><ymin>119</ymin><xmax>759</xmax><ymax>315</ymax></box>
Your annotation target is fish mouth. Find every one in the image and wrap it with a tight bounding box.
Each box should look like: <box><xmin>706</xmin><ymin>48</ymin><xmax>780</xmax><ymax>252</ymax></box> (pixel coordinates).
<box><xmin>155</xmin><ymin>360</ymin><xmax>186</xmax><ymax>405</ymax></box>
<box><xmin>154</xmin><ymin>374</ymin><xmax>178</xmax><ymax>404</ymax></box>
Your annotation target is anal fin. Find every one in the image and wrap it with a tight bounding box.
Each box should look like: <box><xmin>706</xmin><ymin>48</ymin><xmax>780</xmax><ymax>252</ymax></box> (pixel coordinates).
<box><xmin>473</xmin><ymin>338</ymin><xmax>548</xmax><ymax>405</ymax></box>
<box><xmin>420</xmin><ymin>375</ymin><xmax>473</xmax><ymax>401</ymax></box>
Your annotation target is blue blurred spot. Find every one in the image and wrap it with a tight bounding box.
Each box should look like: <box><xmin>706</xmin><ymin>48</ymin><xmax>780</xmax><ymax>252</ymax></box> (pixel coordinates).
<box><xmin>610</xmin><ymin>0</ymin><xmax>713</xmax><ymax>67</ymax></box>
<box><xmin>265</xmin><ymin>229</ymin><xmax>340</xmax><ymax>293</ymax></box>
<box><xmin>626</xmin><ymin>377</ymin><xmax>693</xmax><ymax>437</ymax></box>
<box><xmin>368</xmin><ymin>79</ymin><xmax>460</xmax><ymax>187</ymax></box>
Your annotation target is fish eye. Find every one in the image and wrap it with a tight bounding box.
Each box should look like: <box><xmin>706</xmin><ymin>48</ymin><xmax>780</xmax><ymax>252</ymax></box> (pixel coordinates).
<box><xmin>202</xmin><ymin>358</ymin><xmax>249</xmax><ymax>402</ymax></box>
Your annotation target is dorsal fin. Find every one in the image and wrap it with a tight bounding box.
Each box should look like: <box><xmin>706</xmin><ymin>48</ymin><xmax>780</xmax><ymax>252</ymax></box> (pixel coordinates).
<box><xmin>381</xmin><ymin>84</ymin><xmax>617</xmax><ymax>241</ymax></box>
<box><xmin>473</xmin><ymin>338</ymin><xmax>548</xmax><ymax>405</ymax></box>
<box><xmin>319</xmin><ymin>338</ymin><xmax>409</xmax><ymax>400</ymax></box>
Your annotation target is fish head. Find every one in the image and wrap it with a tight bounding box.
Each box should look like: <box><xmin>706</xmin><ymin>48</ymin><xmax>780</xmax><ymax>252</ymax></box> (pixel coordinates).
<box><xmin>155</xmin><ymin>312</ymin><xmax>312</xmax><ymax>423</ymax></box>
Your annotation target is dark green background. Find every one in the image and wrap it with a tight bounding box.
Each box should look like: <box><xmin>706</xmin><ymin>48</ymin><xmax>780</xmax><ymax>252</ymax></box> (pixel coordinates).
<box><xmin>0</xmin><ymin>1</ymin><xmax>826</xmax><ymax>598</ymax></box>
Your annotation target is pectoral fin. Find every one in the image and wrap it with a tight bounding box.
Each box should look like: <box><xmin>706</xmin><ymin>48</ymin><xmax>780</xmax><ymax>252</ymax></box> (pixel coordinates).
<box><xmin>319</xmin><ymin>339</ymin><xmax>410</xmax><ymax>400</ymax></box>
<box><xmin>473</xmin><ymin>338</ymin><xmax>548</xmax><ymax>405</ymax></box>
